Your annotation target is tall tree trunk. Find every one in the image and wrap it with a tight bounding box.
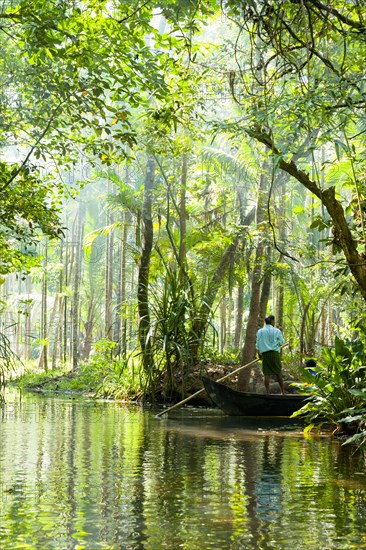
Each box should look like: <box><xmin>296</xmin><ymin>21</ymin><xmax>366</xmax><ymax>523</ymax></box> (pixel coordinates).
<box><xmin>115</xmin><ymin>151</ymin><xmax>132</xmax><ymax>356</ymax></box>
<box><xmin>219</xmin><ymin>297</ymin><xmax>226</xmax><ymax>353</ymax></box>
<box><xmin>72</xmin><ymin>203</ymin><xmax>85</xmax><ymax>371</ymax></box>
<box><xmin>119</xmin><ymin>212</ymin><xmax>129</xmax><ymax>356</ymax></box>
<box><xmin>138</xmin><ymin>156</ymin><xmax>155</xmax><ymax>372</ymax></box>
<box><xmin>275</xmin><ymin>192</ymin><xmax>286</xmax><ymax>329</ymax></box>
<box><xmin>38</xmin><ymin>242</ymin><xmax>48</xmax><ymax>371</ymax></box>
<box><xmin>259</xmin><ymin>257</ymin><xmax>272</xmax><ymax>324</ymax></box>
<box><xmin>105</xmin><ymin>210</ymin><xmax>114</xmax><ymax>340</ymax></box>
<box><xmin>238</xmin><ymin>241</ymin><xmax>265</xmax><ymax>390</ymax></box>
<box><xmin>233</xmin><ymin>186</ymin><xmax>253</xmax><ymax>351</ymax></box>
<box><xmin>227</xmin><ymin>288</ymin><xmax>233</xmax><ymax>348</ymax></box>
<box><xmin>24</xmin><ymin>275</ymin><xmax>32</xmax><ymax>360</ymax></box>
<box><xmin>179</xmin><ymin>153</ymin><xmax>188</xmax><ymax>273</ymax></box>
<box><xmin>16</xmin><ymin>278</ymin><xmax>21</xmax><ymax>357</ymax></box>
<box><xmin>114</xmin><ymin>218</ymin><xmax>123</xmax><ymax>350</ymax></box>
<box><xmin>300</xmin><ymin>302</ymin><xmax>311</xmax><ymax>355</ymax></box>
<box><xmin>63</xmin><ymin>235</ymin><xmax>70</xmax><ymax>363</ymax></box>
<box><xmin>239</xmin><ymin>164</ymin><xmax>269</xmax><ymax>391</ymax></box>
<box><xmin>54</xmin><ymin>239</ymin><xmax>65</xmax><ymax>367</ymax></box>
<box><xmin>82</xmin><ymin>298</ymin><xmax>96</xmax><ymax>360</ymax></box>
<box><xmin>276</xmin><ymin>281</ymin><xmax>284</xmax><ymax>330</ymax></box>
<box><xmin>52</xmin><ymin>295</ymin><xmax>65</xmax><ymax>369</ymax></box>
<box><xmin>234</xmin><ymin>283</ymin><xmax>244</xmax><ymax>349</ymax></box>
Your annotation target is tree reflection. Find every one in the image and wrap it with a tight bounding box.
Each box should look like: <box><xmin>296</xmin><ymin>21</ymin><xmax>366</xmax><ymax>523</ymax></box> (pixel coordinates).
<box><xmin>1</xmin><ymin>395</ymin><xmax>366</xmax><ymax>549</ymax></box>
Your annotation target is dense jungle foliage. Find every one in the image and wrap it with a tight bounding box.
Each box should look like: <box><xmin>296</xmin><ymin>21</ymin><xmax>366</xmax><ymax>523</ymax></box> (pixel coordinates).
<box><xmin>1</xmin><ymin>0</ymin><xmax>366</xmax><ymax>446</ymax></box>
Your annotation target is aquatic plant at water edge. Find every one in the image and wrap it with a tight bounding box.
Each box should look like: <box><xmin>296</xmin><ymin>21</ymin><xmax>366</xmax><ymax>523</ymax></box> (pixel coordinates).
<box><xmin>293</xmin><ymin>336</ymin><xmax>366</xmax><ymax>442</ymax></box>
<box><xmin>92</xmin><ymin>342</ymin><xmax>142</xmax><ymax>400</ymax></box>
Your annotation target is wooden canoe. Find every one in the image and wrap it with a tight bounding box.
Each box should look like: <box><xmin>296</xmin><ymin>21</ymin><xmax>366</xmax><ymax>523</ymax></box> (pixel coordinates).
<box><xmin>202</xmin><ymin>376</ymin><xmax>309</xmax><ymax>417</ymax></box>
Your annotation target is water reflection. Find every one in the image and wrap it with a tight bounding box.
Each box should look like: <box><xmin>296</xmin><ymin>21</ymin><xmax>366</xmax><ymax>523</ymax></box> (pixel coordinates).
<box><xmin>1</xmin><ymin>390</ymin><xmax>366</xmax><ymax>549</ymax></box>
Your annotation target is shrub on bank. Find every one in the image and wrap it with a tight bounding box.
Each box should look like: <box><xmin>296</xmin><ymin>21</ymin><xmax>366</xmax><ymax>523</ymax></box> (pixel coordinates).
<box><xmin>293</xmin><ymin>336</ymin><xmax>366</xmax><ymax>449</ymax></box>
<box><xmin>11</xmin><ymin>339</ymin><xmax>143</xmax><ymax>399</ymax></box>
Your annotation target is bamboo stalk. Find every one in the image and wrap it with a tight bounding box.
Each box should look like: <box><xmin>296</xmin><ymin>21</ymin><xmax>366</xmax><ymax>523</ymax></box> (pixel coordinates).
<box><xmin>156</xmin><ymin>358</ymin><xmax>259</xmax><ymax>418</ymax></box>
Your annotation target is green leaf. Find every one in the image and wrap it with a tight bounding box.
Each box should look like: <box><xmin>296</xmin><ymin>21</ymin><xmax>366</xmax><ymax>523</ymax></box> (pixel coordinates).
<box><xmin>334</xmin><ymin>336</ymin><xmax>352</xmax><ymax>361</ymax></box>
<box><xmin>292</xmin><ymin>205</ymin><xmax>305</xmax><ymax>215</ymax></box>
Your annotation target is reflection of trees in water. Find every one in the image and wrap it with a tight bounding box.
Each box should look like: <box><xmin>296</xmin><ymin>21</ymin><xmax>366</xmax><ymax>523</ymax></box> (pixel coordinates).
<box><xmin>231</xmin><ymin>436</ymin><xmax>285</xmax><ymax>548</ymax></box>
<box><xmin>2</xmin><ymin>401</ymin><xmax>366</xmax><ymax>549</ymax></box>
<box><xmin>232</xmin><ymin>435</ymin><xmax>366</xmax><ymax>549</ymax></box>
<box><xmin>141</xmin><ymin>429</ymin><xmax>234</xmax><ymax>548</ymax></box>
<box><xmin>254</xmin><ymin>437</ymin><xmax>284</xmax><ymax>521</ymax></box>
<box><xmin>40</xmin><ymin>418</ymin><xmax>366</xmax><ymax>547</ymax></box>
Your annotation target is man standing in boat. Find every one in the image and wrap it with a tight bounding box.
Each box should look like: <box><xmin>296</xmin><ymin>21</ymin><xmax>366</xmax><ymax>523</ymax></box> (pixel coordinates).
<box><xmin>256</xmin><ymin>315</ymin><xmax>285</xmax><ymax>395</ymax></box>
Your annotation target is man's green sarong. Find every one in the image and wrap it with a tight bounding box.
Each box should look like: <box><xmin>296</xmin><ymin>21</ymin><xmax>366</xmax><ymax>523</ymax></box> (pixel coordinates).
<box><xmin>261</xmin><ymin>350</ymin><xmax>282</xmax><ymax>375</ymax></box>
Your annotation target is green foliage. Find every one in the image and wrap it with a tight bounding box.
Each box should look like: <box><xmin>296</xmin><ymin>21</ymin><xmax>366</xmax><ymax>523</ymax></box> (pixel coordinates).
<box><xmin>81</xmin><ymin>340</ymin><xmax>142</xmax><ymax>399</ymax></box>
<box><xmin>94</xmin><ymin>356</ymin><xmax>142</xmax><ymax>400</ymax></box>
<box><xmin>12</xmin><ymin>341</ymin><xmax>142</xmax><ymax>398</ymax></box>
<box><xmin>202</xmin><ymin>347</ymin><xmax>239</xmax><ymax>366</ymax></box>
<box><xmin>293</xmin><ymin>336</ymin><xmax>366</xmax><ymax>446</ymax></box>
<box><xmin>0</xmin><ymin>0</ymin><xmax>214</xmax><ymax>279</ymax></box>
<box><xmin>13</xmin><ymin>366</ymin><xmax>71</xmax><ymax>391</ymax></box>
<box><xmin>147</xmin><ymin>264</ymin><xmax>199</xmax><ymax>396</ymax></box>
<box><xmin>0</xmin><ymin>333</ymin><xmax>19</xmax><ymax>406</ymax></box>
<box><xmin>0</xmin><ymin>162</ymin><xmax>63</xmax><ymax>274</ymax></box>
<box><xmin>219</xmin><ymin>0</ymin><xmax>366</xmax><ymax>300</ymax></box>
<box><xmin>0</xmin><ymin>0</ymin><xmax>214</xmax><ymax>167</ymax></box>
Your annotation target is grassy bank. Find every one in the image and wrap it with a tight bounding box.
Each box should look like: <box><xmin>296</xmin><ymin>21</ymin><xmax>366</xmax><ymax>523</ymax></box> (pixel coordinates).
<box><xmin>9</xmin><ymin>348</ymin><xmax>143</xmax><ymax>401</ymax></box>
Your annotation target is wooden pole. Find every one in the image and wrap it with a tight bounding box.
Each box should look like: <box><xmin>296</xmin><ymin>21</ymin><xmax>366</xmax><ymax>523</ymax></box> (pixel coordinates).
<box><xmin>156</xmin><ymin>357</ymin><xmax>259</xmax><ymax>418</ymax></box>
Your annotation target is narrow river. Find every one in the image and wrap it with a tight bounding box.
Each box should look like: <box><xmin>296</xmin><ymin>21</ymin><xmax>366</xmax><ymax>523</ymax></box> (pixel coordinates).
<box><xmin>1</xmin><ymin>389</ymin><xmax>366</xmax><ymax>549</ymax></box>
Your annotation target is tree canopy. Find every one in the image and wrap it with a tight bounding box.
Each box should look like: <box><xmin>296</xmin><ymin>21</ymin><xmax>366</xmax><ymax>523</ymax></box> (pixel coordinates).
<box><xmin>221</xmin><ymin>0</ymin><xmax>366</xmax><ymax>298</ymax></box>
<box><xmin>0</xmin><ymin>0</ymin><xmax>214</xmax><ymax>272</ymax></box>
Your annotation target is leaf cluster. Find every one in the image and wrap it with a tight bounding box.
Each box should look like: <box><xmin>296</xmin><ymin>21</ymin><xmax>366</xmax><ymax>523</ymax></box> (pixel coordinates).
<box><xmin>0</xmin><ymin>0</ymin><xmax>218</xmax><ymax>277</ymax></box>
<box><xmin>294</xmin><ymin>336</ymin><xmax>366</xmax><ymax>447</ymax></box>
<box><xmin>0</xmin><ymin>161</ymin><xmax>63</xmax><ymax>273</ymax></box>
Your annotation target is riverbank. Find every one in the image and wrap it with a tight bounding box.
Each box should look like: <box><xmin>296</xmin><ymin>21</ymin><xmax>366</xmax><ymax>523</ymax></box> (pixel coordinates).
<box><xmin>8</xmin><ymin>358</ymin><xmax>301</xmax><ymax>410</ymax></box>
<box><xmin>7</xmin><ymin>360</ymin><xmax>231</xmax><ymax>406</ymax></box>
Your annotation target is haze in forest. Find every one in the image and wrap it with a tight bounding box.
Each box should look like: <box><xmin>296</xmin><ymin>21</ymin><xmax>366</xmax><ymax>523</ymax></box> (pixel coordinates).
<box><xmin>0</xmin><ymin>0</ymin><xmax>366</xmax><ymax>444</ymax></box>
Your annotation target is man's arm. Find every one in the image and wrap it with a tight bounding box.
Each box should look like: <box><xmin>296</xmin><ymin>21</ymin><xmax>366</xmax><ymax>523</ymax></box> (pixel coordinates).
<box><xmin>256</xmin><ymin>330</ymin><xmax>262</xmax><ymax>358</ymax></box>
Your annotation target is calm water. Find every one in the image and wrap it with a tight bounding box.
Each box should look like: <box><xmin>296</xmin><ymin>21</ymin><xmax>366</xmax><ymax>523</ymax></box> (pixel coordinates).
<box><xmin>1</xmin><ymin>390</ymin><xmax>366</xmax><ymax>549</ymax></box>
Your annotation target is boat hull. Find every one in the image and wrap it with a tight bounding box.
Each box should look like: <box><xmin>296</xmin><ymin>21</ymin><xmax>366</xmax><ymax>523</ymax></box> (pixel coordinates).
<box><xmin>202</xmin><ymin>376</ymin><xmax>308</xmax><ymax>417</ymax></box>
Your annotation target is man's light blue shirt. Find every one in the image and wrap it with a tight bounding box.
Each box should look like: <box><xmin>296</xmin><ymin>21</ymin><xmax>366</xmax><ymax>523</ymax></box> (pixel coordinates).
<box><xmin>256</xmin><ymin>324</ymin><xmax>284</xmax><ymax>353</ymax></box>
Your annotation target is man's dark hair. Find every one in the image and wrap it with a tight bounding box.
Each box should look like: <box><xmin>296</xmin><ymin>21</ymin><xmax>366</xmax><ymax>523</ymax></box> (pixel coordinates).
<box><xmin>265</xmin><ymin>315</ymin><xmax>275</xmax><ymax>324</ymax></box>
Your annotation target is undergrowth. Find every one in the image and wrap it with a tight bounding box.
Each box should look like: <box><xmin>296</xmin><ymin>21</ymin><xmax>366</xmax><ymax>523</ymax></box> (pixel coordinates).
<box><xmin>10</xmin><ymin>340</ymin><xmax>144</xmax><ymax>400</ymax></box>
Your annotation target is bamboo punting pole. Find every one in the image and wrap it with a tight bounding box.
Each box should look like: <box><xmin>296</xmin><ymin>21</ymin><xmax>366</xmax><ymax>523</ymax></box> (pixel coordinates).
<box><xmin>156</xmin><ymin>357</ymin><xmax>259</xmax><ymax>418</ymax></box>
